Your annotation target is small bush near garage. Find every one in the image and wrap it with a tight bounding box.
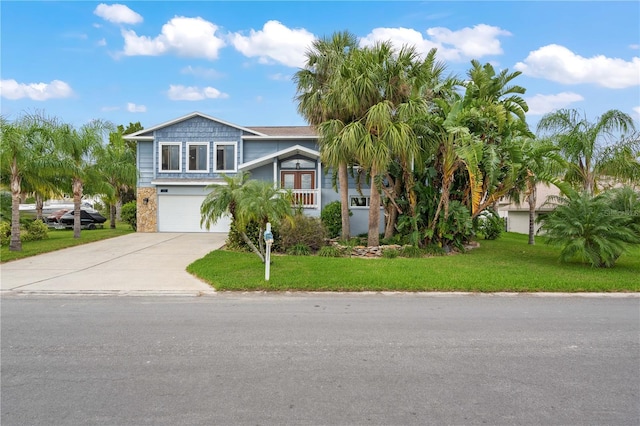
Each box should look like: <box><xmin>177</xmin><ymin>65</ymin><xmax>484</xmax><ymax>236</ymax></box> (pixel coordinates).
<box><xmin>278</xmin><ymin>214</ymin><xmax>326</xmax><ymax>252</ymax></box>
<box><xmin>121</xmin><ymin>201</ymin><xmax>137</xmax><ymax>231</ymax></box>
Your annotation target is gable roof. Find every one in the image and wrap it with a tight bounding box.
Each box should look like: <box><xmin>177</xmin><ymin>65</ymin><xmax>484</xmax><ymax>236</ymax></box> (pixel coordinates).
<box><xmin>123</xmin><ymin>112</ymin><xmax>268</xmax><ymax>140</ymax></box>
<box><xmin>245</xmin><ymin>126</ymin><xmax>317</xmax><ymax>137</ymax></box>
<box><xmin>239</xmin><ymin>145</ymin><xmax>320</xmax><ymax>171</ymax></box>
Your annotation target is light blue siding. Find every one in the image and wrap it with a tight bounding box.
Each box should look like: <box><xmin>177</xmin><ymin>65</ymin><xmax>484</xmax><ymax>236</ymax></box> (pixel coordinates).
<box><xmin>137</xmin><ymin>141</ymin><xmax>154</xmax><ymax>187</ymax></box>
<box><xmin>154</xmin><ymin>116</ymin><xmax>242</xmax><ymax>178</ymax></box>
<box><xmin>242</xmin><ymin>140</ymin><xmax>317</xmax><ymax>163</ymax></box>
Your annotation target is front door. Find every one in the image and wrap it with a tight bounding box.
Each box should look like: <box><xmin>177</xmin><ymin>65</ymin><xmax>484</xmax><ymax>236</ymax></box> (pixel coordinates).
<box><xmin>281</xmin><ymin>171</ymin><xmax>315</xmax><ymax>206</ymax></box>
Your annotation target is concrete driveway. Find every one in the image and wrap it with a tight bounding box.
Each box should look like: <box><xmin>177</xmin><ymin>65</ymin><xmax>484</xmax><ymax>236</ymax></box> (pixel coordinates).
<box><xmin>0</xmin><ymin>233</ymin><xmax>226</xmax><ymax>296</ymax></box>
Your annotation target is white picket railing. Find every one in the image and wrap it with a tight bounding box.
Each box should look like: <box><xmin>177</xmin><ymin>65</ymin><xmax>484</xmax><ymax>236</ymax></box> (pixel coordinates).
<box><xmin>290</xmin><ymin>189</ymin><xmax>318</xmax><ymax>209</ymax></box>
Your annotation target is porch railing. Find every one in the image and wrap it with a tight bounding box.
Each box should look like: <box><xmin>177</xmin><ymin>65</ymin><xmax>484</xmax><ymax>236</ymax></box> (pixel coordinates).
<box><xmin>290</xmin><ymin>189</ymin><xmax>318</xmax><ymax>209</ymax></box>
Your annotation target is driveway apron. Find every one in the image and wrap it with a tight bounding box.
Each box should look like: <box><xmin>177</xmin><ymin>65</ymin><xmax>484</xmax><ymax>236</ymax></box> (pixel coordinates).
<box><xmin>0</xmin><ymin>233</ymin><xmax>226</xmax><ymax>295</ymax></box>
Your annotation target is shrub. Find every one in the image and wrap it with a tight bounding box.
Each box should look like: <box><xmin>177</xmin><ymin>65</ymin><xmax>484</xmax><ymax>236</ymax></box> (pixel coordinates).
<box><xmin>226</xmin><ymin>220</ymin><xmax>283</xmax><ymax>253</ymax></box>
<box><xmin>321</xmin><ymin>201</ymin><xmax>351</xmax><ymax>238</ymax></box>
<box><xmin>22</xmin><ymin>219</ymin><xmax>49</xmax><ymax>242</ymax></box>
<box><xmin>279</xmin><ymin>214</ymin><xmax>326</xmax><ymax>252</ymax></box>
<box><xmin>287</xmin><ymin>243</ymin><xmax>311</xmax><ymax>256</ymax></box>
<box><xmin>0</xmin><ymin>192</ymin><xmax>11</xmax><ymax>223</ymax></box>
<box><xmin>539</xmin><ymin>191</ymin><xmax>640</xmax><ymax>268</ymax></box>
<box><xmin>0</xmin><ymin>221</ymin><xmax>10</xmax><ymax>246</ymax></box>
<box><xmin>382</xmin><ymin>248</ymin><xmax>399</xmax><ymax>258</ymax></box>
<box><xmin>121</xmin><ymin>201</ymin><xmax>137</xmax><ymax>231</ymax></box>
<box><xmin>475</xmin><ymin>209</ymin><xmax>503</xmax><ymax>240</ymax></box>
<box><xmin>318</xmin><ymin>245</ymin><xmax>344</xmax><ymax>258</ymax></box>
<box><xmin>400</xmin><ymin>245</ymin><xmax>423</xmax><ymax>258</ymax></box>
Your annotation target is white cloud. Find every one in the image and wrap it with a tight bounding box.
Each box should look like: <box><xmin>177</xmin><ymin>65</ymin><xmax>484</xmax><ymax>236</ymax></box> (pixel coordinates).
<box><xmin>97</xmin><ymin>38</ymin><xmax>107</xmax><ymax>47</ymax></box>
<box><xmin>269</xmin><ymin>73</ymin><xmax>290</xmax><ymax>81</ymax></box>
<box><xmin>515</xmin><ymin>44</ymin><xmax>640</xmax><ymax>89</ymax></box>
<box><xmin>167</xmin><ymin>84</ymin><xmax>229</xmax><ymax>101</ymax></box>
<box><xmin>633</xmin><ymin>106</ymin><xmax>640</xmax><ymax>119</ymax></box>
<box><xmin>101</xmin><ymin>106</ymin><xmax>120</xmax><ymax>112</ymax></box>
<box><xmin>180</xmin><ymin>65</ymin><xmax>223</xmax><ymax>79</ymax></box>
<box><xmin>360</xmin><ymin>24</ymin><xmax>511</xmax><ymax>62</ymax></box>
<box><xmin>525</xmin><ymin>92</ymin><xmax>584</xmax><ymax>116</ymax></box>
<box><xmin>121</xmin><ymin>16</ymin><xmax>225</xmax><ymax>59</ymax></box>
<box><xmin>0</xmin><ymin>79</ymin><xmax>73</xmax><ymax>101</ymax></box>
<box><xmin>230</xmin><ymin>20</ymin><xmax>316</xmax><ymax>68</ymax></box>
<box><xmin>127</xmin><ymin>102</ymin><xmax>146</xmax><ymax>112</ymax></box>
<box><xmin>94</xmin><ymin>4</ymin><xmax>143</xmax><ymax>25</ymax></box>
<box><xmin>630</xmin><ymin>44</ymin><xmax>640</xmax><ymax>50</ymax></box>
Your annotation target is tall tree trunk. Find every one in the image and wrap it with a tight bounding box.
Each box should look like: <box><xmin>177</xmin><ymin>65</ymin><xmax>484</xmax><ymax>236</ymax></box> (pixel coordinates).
<box><xmin>35</xmin><ymin>194</ymin><xmax>44</xmax><ymax>221</ymax></box>
<box><xmin>367</xmin><ymin>166</ymin><xmax>381</xmax><ymax>247</ymax></box>
<box><xmin>384</xmin><ymin>206</ymin><xmax>398</xmax><ymax>240</ymax></box>
<box><xmin>115</xmin><ymin>197</ymin><xmax>123</xmax><ymax>221</ymax></box>
<box><xmin>383</xmin><ymin>175</ymin><xmax>402</xmax><ymax>240</ymax></box>
<box><xmin>338</xmin><ymin>162</ymin><xmax>350</xmax><ymax>240</ymax></box>
<box><xmin>241</xmin><ymin>232</ymin><xmax>265</xmax><ymax>262</ymax></box>
<box><xmin>527</xmin><ymin>185</ymin><xmax>536</xmax><ymax>245</ymax></box>
<box><xmin>110</xmin><ymin>204</ymin><xmax>117</xmax><ymax>229</ymax></box>
<box><xmin>72</xmin><ymin>178</ymin><xmax>83</xmax><ymax>239</ymax></box>
<box><xmin>9</xmin><ymin>166</ymin><xmax>22</xmax><ymax>252</ymax></box>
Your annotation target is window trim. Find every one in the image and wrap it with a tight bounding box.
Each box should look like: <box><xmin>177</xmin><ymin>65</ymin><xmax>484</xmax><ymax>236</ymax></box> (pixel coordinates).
<box><xmin>159</xmin><ymin>142</ymin><xmax>182</xmax><ymax>173</ymax></box>
<box><xmin>349</xmin><ymin>195</ymin><xmax>384</xmax><ymax>209</ymax></box>
<box><xmin>214</xmin><ymin>142</ymin><xmax>238</xmax><ymax>173</ymax></box>
<box><xmin>186</xmin><ymin>142</ymin><xmax>210</xmax><ymax>173</ymax></box>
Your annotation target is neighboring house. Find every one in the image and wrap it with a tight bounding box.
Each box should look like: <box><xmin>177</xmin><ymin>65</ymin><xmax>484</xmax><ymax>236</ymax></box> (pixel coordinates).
<box><xmin>123</xmin><ymin>112</ymin><xmax>382</xmax><ymax>235</ymax></box>
<box><xmin>498</xmin><ymin>183</ymin><xmax>560</xmax><ymax>235</ymax></box>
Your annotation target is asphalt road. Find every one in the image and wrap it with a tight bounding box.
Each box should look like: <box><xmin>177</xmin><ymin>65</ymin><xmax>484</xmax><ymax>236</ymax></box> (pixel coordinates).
<box><xmin>1</xmin><ymin>294</ymin><xmax>639</xmax><ymax>425</ymax></box>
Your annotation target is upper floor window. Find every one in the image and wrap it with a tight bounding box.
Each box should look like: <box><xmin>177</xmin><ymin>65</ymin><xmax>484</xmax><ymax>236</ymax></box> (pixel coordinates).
<box><xmin>160</xmin><ymin>143</ymin><xmax>181</xmax><ymax>172</ymax></box>
<box><xmin>187</xmin><ymin>143</ymin><xmax>209</xmax><ymax>172</ymax></box>
<box><xmin>214</xmin><ymin>142</ymin><xmax>237</xmax><ymax>172</ymax></box>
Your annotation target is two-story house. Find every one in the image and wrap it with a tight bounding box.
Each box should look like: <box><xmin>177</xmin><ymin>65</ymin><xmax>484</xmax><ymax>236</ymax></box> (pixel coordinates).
<box><xmin>124</xmin><ymin>112</ymin><xmax>383</xmax><ymax>235</ymax></box>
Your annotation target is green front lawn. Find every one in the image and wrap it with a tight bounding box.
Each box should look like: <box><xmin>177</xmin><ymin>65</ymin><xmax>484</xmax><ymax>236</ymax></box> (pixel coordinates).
<box><xmin>187</xmin><ymin>233</ymin><xmax>640</xmax><ymax>292</ymax></box>
<box><xmin>0</xmin><ymin>224</ymin><xmax>134</xmax><ymax>263</ymax></box>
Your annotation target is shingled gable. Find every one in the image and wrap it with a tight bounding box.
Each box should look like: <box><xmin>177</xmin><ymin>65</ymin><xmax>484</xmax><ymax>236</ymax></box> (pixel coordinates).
<box><xmin>123</xmin><ymin>111</ymin><xmax>268</xmax><ymax>141</ymax></box>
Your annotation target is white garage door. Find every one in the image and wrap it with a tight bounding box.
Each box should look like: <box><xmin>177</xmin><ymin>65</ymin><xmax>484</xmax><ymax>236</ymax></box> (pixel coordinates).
<box><xmin>158</xmin><ymin>195</ymin><xmax>231</xmax><ymax>232</ymax></box>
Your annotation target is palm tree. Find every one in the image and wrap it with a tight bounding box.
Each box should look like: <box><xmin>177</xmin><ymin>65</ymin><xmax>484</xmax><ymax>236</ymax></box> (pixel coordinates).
<box><xmin>94</xmin><ymin>138</ymin><xmax>137</xmax><ymax>228</ymax></box>
<box><xmin>508</xmin><ymin>137</ymin><xmax>567</xmax><ymax>245</ymax></box>
<box><xmin>0</xmin><ymin>116</ymin><xmax>31</xmax><ymax>251</ymax></box>
<box><xmin>537</xmin><ymin>109</ymin><xmax>638</xmax><ymax>194</ymax></box>
<box><xmin>459</xmin><ymin>61</ymin><xmax>533</xmax><ymax>219</ymax></box>
<box><xmin>0</xmin><ymin>113</ymin><xmax>58</xmax><ymax>251</ymax></box>
<box><xmin>200</xmin><ymin>173</ymin><xmax>293</xmax><ymax>262</ymax></box>
<box><xmin>54</xmin><ymin>119</ymin><xmax>113</xmax><ymax>238</ymax></box>
<box><xmin>319</xmin><ymin>42</ymin><xmax>445</xmax><ymax>246</ymax></box>
<box><xmin>539</xmin><ymin>190</ymin><xmax>640</xmax><ymax>268</ymax></box>
<box><xmin>294</xmin><ymin>31</ymin><xmax>358</xmax><ymax>240</ymax></box>
<box><xmin>425</xmin><ymin>98</ymin><xmax>482</xmax><ymax>239</ymax></box>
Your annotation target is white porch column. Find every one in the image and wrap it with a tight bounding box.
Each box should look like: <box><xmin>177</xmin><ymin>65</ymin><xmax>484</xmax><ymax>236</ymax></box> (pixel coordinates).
<box><xmin>273</xmin><ymin>158</ymin><xmax>278</xmax><ymax>188</ymax></box>
<box><xmin>317</xmin><ymin>159</ymin><xmax>322</xmax><ymax>210</ymax></box>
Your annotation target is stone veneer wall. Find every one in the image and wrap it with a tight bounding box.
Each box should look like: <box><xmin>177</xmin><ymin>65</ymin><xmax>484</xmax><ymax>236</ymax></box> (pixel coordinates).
<box><xmin>137</xmin><ymin>187</ymin><xmax>157</xmax><ymax>232</ymax></box>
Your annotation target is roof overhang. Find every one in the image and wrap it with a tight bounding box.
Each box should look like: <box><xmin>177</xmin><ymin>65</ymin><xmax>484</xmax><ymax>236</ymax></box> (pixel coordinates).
<box><xmin>150</xmin><ymin>179</ymin><xmax>227</xmax><ymax>187</ymax></box>
<box><xmin>239</xmin><ymin>145</ymin><xmax>320</xmax><ymax>171</ymax></box>
<box><xmin>242</xmin><ymin>135</ymin><xmax>318</xmax><ymax>140</ymax></box>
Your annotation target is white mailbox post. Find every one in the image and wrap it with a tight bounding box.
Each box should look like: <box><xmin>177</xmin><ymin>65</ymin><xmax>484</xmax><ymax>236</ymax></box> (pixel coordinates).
<box><xmin>264</xmin><ymin>222</ymin><xmax>274</xmax><ymax>281</ymax></box>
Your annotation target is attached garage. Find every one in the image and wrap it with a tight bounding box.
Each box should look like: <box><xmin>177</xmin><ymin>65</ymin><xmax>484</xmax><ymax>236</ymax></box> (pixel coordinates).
<box><xmin>158</xmin><ymin>194</ymin><xmax>231</xmax><ymax>233</ymax></box>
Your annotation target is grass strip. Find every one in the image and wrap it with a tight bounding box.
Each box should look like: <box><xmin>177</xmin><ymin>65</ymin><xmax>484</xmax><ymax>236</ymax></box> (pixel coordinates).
<box><xmin>187</xmin><ymin>233</ymin><xmax>640</xmax><ymax>292</ymax></box>
<box><xmin>1</xmin><ymin>224</ymin><xmax>134</xmax><ymax>263</ymax></box>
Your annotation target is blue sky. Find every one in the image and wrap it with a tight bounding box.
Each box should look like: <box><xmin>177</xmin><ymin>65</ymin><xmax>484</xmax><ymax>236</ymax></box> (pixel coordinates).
<box><xmin>1</xmin><ymin>1</ymin><xmax>639</xmax><ymax>132</ymax></box>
